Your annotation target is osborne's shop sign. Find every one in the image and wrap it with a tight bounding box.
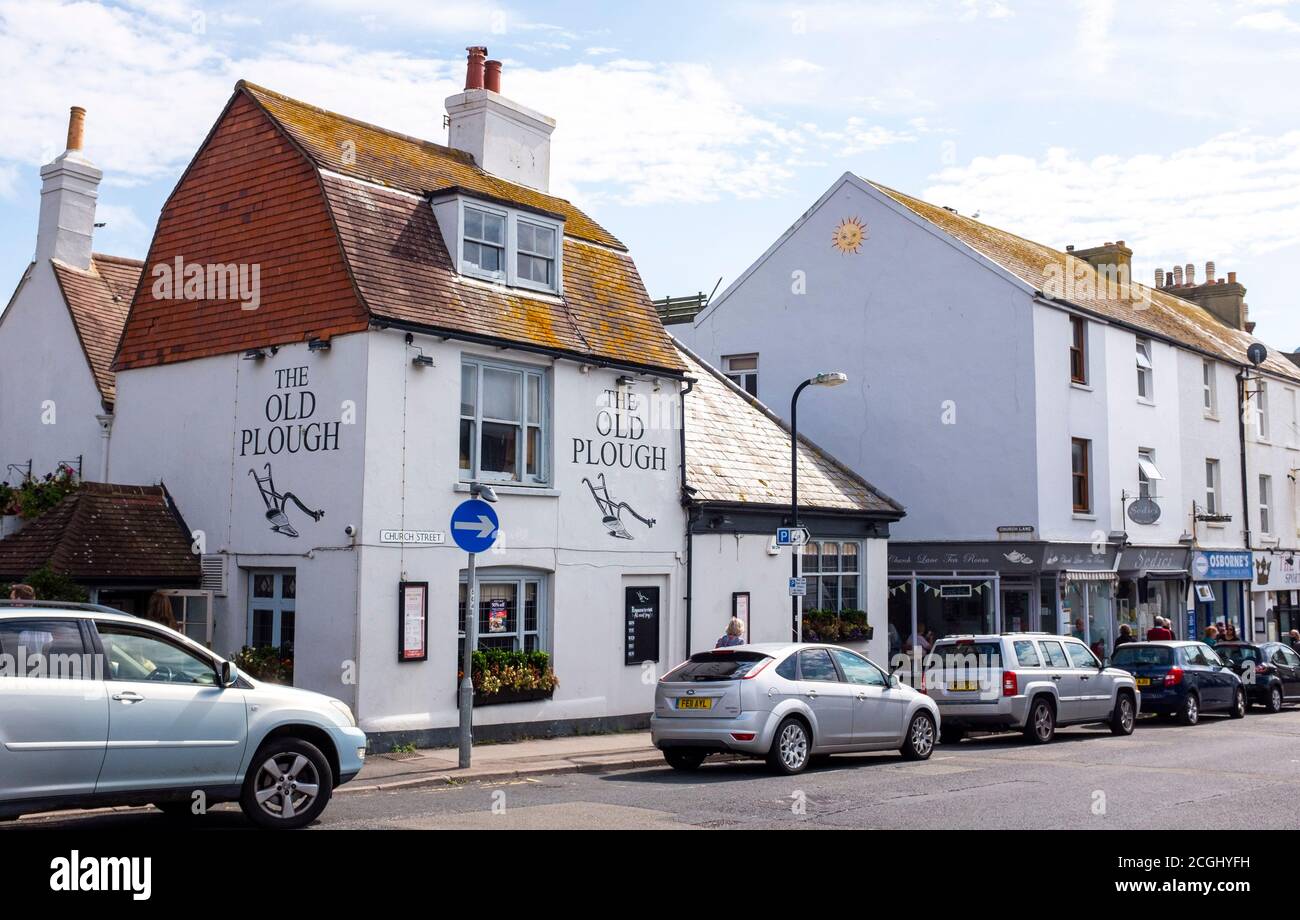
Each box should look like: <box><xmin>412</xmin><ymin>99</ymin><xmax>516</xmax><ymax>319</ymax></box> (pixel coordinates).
<box><xmin>571</xmin><ymin>387</ymin><xmax>666</xmax><ymax>472</ymax></box>
<box><xmin>240</xmin><ymin>365</ymin><xmax>342</xmax><ymax>456</ymax></box>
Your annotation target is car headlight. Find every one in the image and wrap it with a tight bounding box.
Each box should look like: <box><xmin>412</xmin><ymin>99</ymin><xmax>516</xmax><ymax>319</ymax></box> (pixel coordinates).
<box><xmin>328</xmin><ymin>699</ymin><xmax>357</xmax><ymax>727</ymax></box>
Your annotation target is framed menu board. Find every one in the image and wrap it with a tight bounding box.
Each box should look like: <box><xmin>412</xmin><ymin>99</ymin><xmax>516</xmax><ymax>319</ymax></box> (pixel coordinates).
<box><xmin>625</xmin><ymin>586</ymin><xmax>660</xmax><ymax>665</ymax></box>
<box><xmin>399</xmin><ymin>582</ymin><xmax>428</xmax><ymax>662</ymax></box>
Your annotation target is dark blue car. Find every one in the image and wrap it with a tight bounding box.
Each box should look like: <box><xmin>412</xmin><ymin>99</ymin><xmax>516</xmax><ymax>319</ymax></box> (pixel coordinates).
<box><xmin>1110</xmin><ymin>641</ymin><xmax>1246</xmax><ymax>725</ymax></box>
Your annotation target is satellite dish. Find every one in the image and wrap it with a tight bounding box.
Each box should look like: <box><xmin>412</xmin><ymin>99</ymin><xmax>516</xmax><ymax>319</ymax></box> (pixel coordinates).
<box><xmin>1248</xmin><ymin>343</ymin><xmax>1268</xmax><ymax>367</ymax></box>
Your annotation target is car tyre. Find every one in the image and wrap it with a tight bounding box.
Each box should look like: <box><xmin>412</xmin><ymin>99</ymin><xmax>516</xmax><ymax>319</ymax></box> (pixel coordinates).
<box><xmin>239</xmin><ymin>737</ymin><xmax>333</xmax><ymax>830</ymax></box>
<box><xmin>1178</xmin><ymin>692</ymin><xmax>1200</xmax><ymax>726</ymax></box>
<box><xmin>1023</xmin><ymin>697</ymin><xmax>1055</xmax><ymax>744</ymax></box>
<box><xmin>766</xmin><ymin>716</ymin><xmax>811</xmax><ymax>776</ymax></box>
<box><xmin>901</xmin><ymin>711</ymin><xmax>936</xmax><ymax>761</ymax></box>
<box><xmin>1109</xmin><ymin>692</ymin><xmax>1136</xmax><ymax>736</ymax></box>
<box><xmin>663</xmin><ymin>748</ymin><xmax>707</xmax><ymax>771</ymax></box>
<box><xmin>1229</xmin><ymin>687</ymin><xmax>1246</xmax><ymax>719</ymax></box>
<box><xmin>1267</xmin><ymin>684</ymin><xmax>1284</xmax><ymax>714</ymax></box>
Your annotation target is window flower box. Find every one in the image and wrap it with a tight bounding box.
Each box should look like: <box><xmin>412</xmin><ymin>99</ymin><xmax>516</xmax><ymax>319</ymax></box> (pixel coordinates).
<box><xmin>801</xmin><ymin>609</ymin><xmax>874</xmax><ymax>649</ymax></box>
<box><xmin>474</xmin><ymin>687</ymin><xmax>555</xmax><ymax>707</ymax></box>
<box><xmin>463</xmin><ymin>649</ymin><xmax>558</xmax><ymax>707</ymax></box>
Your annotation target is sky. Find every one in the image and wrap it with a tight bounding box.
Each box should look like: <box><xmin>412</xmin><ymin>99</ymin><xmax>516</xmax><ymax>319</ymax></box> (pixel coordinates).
<box><xmin>2</xmin><ymin>0</ymin><xmax>1299</xmax><ymax>347</ymax></box>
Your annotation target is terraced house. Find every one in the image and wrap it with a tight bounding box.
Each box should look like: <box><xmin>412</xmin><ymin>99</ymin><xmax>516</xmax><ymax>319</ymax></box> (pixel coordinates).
<box><xmin>675</xmin><ymin>172</ymin><xmax>1300</xmax><ymax>659</ymax></box>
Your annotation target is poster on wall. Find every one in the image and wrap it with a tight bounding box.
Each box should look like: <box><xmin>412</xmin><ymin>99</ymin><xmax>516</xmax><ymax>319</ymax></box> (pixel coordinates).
<box><xmin>625</xmin><ymin>586</ymin><xmax>660</xmax><ymax>665</ymax></box>
<box><xmin>398</xmin><ymin>582</ymin><xmax>428</xmax><ymax>662</ymax></box>
<box><xmin>732</xmin><ymin>592</ymin><xmax>750</xmax><ymax>635</ymax></box>
<box><xmin>488</xmin><ymin>598</ymin><xmax>509</xmax><ymax>634</ymax></box>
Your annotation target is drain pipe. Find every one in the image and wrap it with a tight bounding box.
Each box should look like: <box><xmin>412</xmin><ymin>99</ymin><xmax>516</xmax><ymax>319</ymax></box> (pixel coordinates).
<box><xmin>679</xmin><ymin>376</ymin><xmax>697</xmax><ymax>660</ymax></box>
<box><xmin>1236</xmin><ymin>368</ymin><xmax>1253</xmax><ymax>638</ymax></box>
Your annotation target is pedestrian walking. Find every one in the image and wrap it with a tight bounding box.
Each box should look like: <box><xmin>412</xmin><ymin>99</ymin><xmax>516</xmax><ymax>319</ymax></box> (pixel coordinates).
<box><xmin>715</xmin><ymin>616</ymin><xmax>746</xmax><ymax>648</ymax></box>
<box><xmin>1113</xmin><ymin>624</ymin><xmax>1135</xmax><ymax>651</ymax></box>
<box><xmin>1146</xmin><ymin>617</ymin><xmax>1173</xmax><ymax>641</ymax></box>
<box><xmin>1202</xmin><ymin>624</ymin><xmax>1219</xmax><ymax>646</ymax></box>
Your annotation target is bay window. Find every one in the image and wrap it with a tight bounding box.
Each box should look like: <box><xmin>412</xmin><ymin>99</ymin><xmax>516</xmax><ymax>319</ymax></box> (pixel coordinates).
<box><xmin>458</xmin><ymin>571</ymin><xmax>548</xmax><ymax>653</ymax></box>
<box><xmin>801</xmin><ymin>541</ymin><xmax>861</xmax><ymax>611</ymax></box>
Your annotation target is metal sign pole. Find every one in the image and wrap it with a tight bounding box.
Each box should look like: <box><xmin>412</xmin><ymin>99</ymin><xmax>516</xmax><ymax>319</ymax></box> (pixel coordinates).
<box><xmin>458</xmin><ymin>550</ymin><xmax>477</xmax><ymax>769</ymax></box>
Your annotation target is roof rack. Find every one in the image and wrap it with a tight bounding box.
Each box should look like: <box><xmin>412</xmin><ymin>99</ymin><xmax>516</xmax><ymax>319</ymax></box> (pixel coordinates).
<box><xmin>0</xmin><ymin>599</ymin><xmax>130</xmax><ymax>615</ymax></box>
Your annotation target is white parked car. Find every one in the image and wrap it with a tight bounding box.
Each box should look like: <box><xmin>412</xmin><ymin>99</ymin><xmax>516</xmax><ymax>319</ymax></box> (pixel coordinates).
<box><xmin>0</xmin><ymin>601</ymin><xmax>367</xmax><ymax>828</ymax></box>
<box><xmin>651</xmin><ymin>643</ymin><xmax>940</xmax><ymax>774</ymax></box>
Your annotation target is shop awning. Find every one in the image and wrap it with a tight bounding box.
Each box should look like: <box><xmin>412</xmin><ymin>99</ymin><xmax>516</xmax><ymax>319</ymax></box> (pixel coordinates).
<box><xmin>1062</xmin><ymin>570</ymin><xmax>1117</xmax><ymax>581</ymax></box>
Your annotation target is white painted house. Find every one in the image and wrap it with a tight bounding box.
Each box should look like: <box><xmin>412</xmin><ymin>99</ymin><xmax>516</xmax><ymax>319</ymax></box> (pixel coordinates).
<box><xmin>675</xmin><ymin>172</ymin><xmax>1300</xmax><ymax>657</ymax></box>
<box><xmin>0</xmin><ymin>107</ymin><xmax>141</xmax><ymax>493</ymax></box>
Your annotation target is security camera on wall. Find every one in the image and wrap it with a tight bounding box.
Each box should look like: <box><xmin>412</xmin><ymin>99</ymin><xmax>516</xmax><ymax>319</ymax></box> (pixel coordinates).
<box><xmin>344</xmin><ymin>524</ymin><xmax>357</xmax><ymax>538</ymax></box>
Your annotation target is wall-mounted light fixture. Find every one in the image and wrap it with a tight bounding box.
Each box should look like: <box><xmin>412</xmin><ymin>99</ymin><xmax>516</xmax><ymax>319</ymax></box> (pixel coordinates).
<box><xmin>243</xmin><ymin>349</ymin><xmax>266</xmax><ymax>361</ymax></box>
<box><xmin>412</xmin><ymin>354</ymin><xmax>435</xmax><ymax>369</ymax></box>
<box><xmin>616</xmin><ymin>375</ymin><xmax>635</xmax><ymax>387</ymax></box>
<box><xmin>308</xmin><ymin>337</ymin><xmax>331</xmax><ymax>353</ymax></box>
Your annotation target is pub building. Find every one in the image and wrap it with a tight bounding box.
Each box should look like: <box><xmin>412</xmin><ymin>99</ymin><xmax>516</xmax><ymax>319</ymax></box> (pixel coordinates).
<box><xmin>0</xmin><ymin>51</ymin><xmax>903</xmax><ymax>746</ymax></box>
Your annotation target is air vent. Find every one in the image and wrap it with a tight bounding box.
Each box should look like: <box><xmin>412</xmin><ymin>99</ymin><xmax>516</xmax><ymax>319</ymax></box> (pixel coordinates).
<box><xmin>200</xmin><ymin>554</ymin><xmax>227</xmax><ymax>597</ymax></box>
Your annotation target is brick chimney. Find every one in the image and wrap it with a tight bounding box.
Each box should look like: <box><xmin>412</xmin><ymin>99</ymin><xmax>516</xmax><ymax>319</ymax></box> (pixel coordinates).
<box><xmin>445</xmin><ymin>46</ymin><xmax>555</xmax><ymax>193</ymax></box>
<box><xmin>1069</xmin><ymin>240</ymin><xmax>1133</xmax><ymax>283</ymax></box>
<box><xmin>1178</xmin><ymin>261</ymin><xmax>1249</xmax><ymax>331</ymax></box>
<box><xmin>35</xmin><ymin>105</ymin><xmax>101</xmax><ymax>270</ymax></box>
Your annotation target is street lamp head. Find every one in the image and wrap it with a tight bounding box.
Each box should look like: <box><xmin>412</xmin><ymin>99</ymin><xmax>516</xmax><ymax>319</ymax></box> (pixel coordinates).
<box><xmin>470</xmin><ymin>482</ymin><xmax>499</xmax><ymax>503</ymax></box>
<box><xmin>812</xmin><ymin>372</ymin><xmax>848</xmax><ymax>387</ymax></box>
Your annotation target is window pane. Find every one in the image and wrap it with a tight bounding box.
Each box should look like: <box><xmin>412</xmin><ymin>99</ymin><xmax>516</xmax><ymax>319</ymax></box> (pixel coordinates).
<box><xmin>525</xmin><ymin>581</ymin><xmax>538</xmax><ymax>633</ymax></box>
<box><xmin>460</xmin><ymin>419</ymin><xmax>475</xmax><ymax>473</ymax></box>
<box><xmin>280</xmin><ymin>611</ymin><xmax>295</xmax><ymax>647</ymax></box>
<box><xmin>517</xmin><ymin>253</ymin><xmax>553</xmax><ymax>286</ymax></box>
<box><xmin>519</xmin><ymin>221</ymin><xmax>555</xmax><ymax>257</ymax></box>
<box><xmin>821</xmin><ymin>542</ymin><xmax>839</xmax><ymax>573</ymax></box>
<box><xmin>99</xmin><ymin>627</ymin><xmax>216</xmax><ymax>685</ymax></box>
<box><xmin>461</xmin><ymin>364</ymin><xmax>477</xmax><ymax>417</ymax></box>
<box><xmin>0</xmin><ymin>620</ymin><xmax>85</xmax><ymax>677</ymax></box>
<box><xmin>481</xmin><ymin>422</ymin><xmax>519</xmax><ymax>476</ymax></box>
<box><xmin>798</xmin><ymin>648</ymin><xmax>838</xmax><ymax>682</ymax></box>
<box><xmin>480</xmin><ymin>583</ymin><xmax>517</xmax><ymax>637</ymax></box>
<box><xmin>252</xmin><ymin>610</ymin><xmax>274</xmax><ymax>647</ymax></box>
<box><xmin>465</xmin><ymin>207</ymin><xmax>482</xmax><ymax>239</ymax></box>
<box><xmin>526</xmin><ymin>426</ymin><xmax>540</xmax><ymax>477</ymax></box>
<box><xmin>820</xmin><ymin>576</ymin><xmax>838</xmax><ymax>611</ymax></box>
<box><xmin>527</xmin><ymin>375</ymin><xmax>540</xmax><ymax>424</ymax></box>
<box><xmin>841</xmin><ymin>576</ymin><xmax>859</xmax><ymax>611</ymax></box>
<box><xmin>841</xmin><ymin>543</ymin><xmax>858</xmax><ymax>572</ymax></box>
<box><xmin>803</xmin><ymin>542</ymin><xmax>819</xmax><ymax>574</ymax></box>
<box><xmin>481</xmin><ymin>211</ymin><xmax>506</xmax><ymax>245</ymax></box>
<box><xmin>253</xmin><ymin>574</ymin><xmax>275</xmax><ymax>598</ymax></box>
<box><xmin>282</xmin><ymin>574</ymin><xmax>296</xmax><ymax>599</ymax></box>
<box><xmin>483</xmin><ymin>368</ymin><xmax>521</xmax><ymax>421</ymax></box>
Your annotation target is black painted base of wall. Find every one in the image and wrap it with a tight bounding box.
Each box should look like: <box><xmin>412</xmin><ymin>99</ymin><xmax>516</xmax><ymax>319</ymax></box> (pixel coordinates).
<box><xmin>366</xmin><ymin>711</ymin><xmax>651</xmax><ymax>753</ymax></box>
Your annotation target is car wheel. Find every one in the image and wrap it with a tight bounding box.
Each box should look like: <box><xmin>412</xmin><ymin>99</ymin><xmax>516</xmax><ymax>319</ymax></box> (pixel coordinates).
<box><xmin>766</xmin><ymin>716</ymin><xmax>811</xmax><ymax>775</ymax></box>
<box><xmin>1178</xmin><ymin>692</ymin><xmax>1200</xmax><ymax>726</ymax></box>
<box><xmin>239</xmin><ymin>737</ymin><xmax>333</xmax><ymax>830</ymax></box>
<box><xmin>1023</xmin><ymin>697</ymin><xmax>1055</xmax><ymax>744</ymax></box>
<box><xmin>940</xmin><ymin>725</ymin><xmax>965</xmax><ymax>745</ymax></box>
<box><xmin>663</xmin><ymin>748</ymin><xmax>706</xmax><ymax>771</ymax></box>
<box><xmin>1268</xmin><ymin>684</ymin><xmax>1284</xmax><ymax>714</ymax></box>
<box><xmin>901</xmin><ymin>711</ymin><xmax>936</xmax><ymax>761</ymax></box>
<box><xmin>1109</xmin><ymin>693</ymin><xmax>1136</xmax><ymax>736</ymax></box>
<box><xmin>1229</xmin><ymin>687</ymin><xmax>1246</xmax><ymax>719</ymax></box>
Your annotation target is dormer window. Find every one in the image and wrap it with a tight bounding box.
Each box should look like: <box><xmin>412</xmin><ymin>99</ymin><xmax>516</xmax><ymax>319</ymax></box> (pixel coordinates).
<box><xmin>442</xmin><ymin>198</ymin><xmax>563</xmax><ymax>294</ymax></box>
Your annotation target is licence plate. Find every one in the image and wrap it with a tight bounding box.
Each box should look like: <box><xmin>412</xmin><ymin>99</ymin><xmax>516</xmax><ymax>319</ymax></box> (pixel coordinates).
<box><xmin>676</xmin><ymin>697</ymin><xmax>713</xmax><ymax>710</ymax></box>
<box><xmin>1136</xmin><ymin>677</ymin><xmax>1151</xmax><ymax>687</ymax></box>
<box><xmin>949</xmin><ymin>681</ymin><xmax>979</xmax><ymax>692</ymax></box>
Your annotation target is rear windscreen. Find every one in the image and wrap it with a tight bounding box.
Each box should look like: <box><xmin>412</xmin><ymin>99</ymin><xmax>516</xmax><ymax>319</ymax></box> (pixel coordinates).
<box><xmin>1216</xmin><ymin>645</ymin><xmax>1257</xmax><ymax>664</ymax></box>
<box><xmin>929</xmin><ymin>642</ymin><xmax>1002</xmax><ymax>670</ymax></box>
<box><xmin>1111</xmin><ymin>645</ymin><xmax>1173</xmax><ymax>669</ymax></box>
<box><xmin>667</xmin><ymin>652</ymin><xmax>771</xmax><ymax>681</ymax></box>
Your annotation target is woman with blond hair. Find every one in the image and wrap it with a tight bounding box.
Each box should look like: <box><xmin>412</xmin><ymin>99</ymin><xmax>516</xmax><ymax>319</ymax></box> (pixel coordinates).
<box><xmin>144</xmin><ymin>592</ymin><xmax>178</xmax><ymax>631</ymax></box>
<box><xmin>715</xmin><ymin>617</ymin><xmax>747</xmax><ymax>648</ymax></box>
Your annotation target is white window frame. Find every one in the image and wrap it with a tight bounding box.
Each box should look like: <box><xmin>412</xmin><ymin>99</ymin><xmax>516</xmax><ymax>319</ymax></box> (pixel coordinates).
<box><xmin>1205</xmin><ymin>459</ymin><xmax>1220</xmax><ymax>515</ymax></box>
<box><xmin>723</xmin><ymin>353</ymin><xmax>759</xmax><ymax>397</ymax></box>
<box><xmin>800</xmin><ymin>541</ymin><xmax>863</xmax><ymax>612</ymax></box>
<box><xmin>1256</xmin><ymin>380</ymin><xmax>1271</xmax><ymax>442</ymax></box>
<box><xmin>458</xmin><ymin>569</ymin><xmax>550</xmax><ymax>655</ymax></box>
<box><xmin>1138</xmin><ymin>448</ymin><xmax>1163</xmax><ymax>500</ymax></box>
<box><xmin>460</xmin><ymin>355</ymin><xmax>550</xmax><ymax>486</ymax></box>
<box><xmin>1202</xmin><ymin>359</ymin><xmax>1217</xmax><ymax>417</ymax></box>
<box><xmin>457</xmin><ymin>198</ymin><xmax>564</xmax><ymax>295</ymax></box>
<box><xmin>1288</xmin><ymin>388</ymin><xmax>1298</xmax><ymax>449</ymax></box>
<box><xmin>1135</xmin><ymin>337</ymin><xmax>1153</xmax><ymax>402</ymax></box>
<box><xmin>1260</xmin><ymin>474</ymin><xmax>1273</xmax><ymax>535</ymax></box>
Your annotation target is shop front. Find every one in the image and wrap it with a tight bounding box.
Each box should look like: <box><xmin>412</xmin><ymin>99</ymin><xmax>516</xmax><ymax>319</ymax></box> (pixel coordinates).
<box><xmin>1190</xmin><ymin>550</ymin><xmax>1252</xmax><ymax>642</ymax></box>
<box><xmin>886</xmin><ymin>541</ymin><xmax>1121</xmax><ymax>664</ymax></box>
<box><xmin>1115</xmin><ymin>546</ymin><xmax>1191</xmax><ymax>642</ymax></box>
<box><xmin>1248</xmin><ymin>549</ymin><xmax>1300</xmax><ymax>642</ymax></box>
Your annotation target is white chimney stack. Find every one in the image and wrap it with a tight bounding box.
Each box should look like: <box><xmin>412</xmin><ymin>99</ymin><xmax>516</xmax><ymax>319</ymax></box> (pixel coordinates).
<box><xmin>445</xmin><ymin>46</ymin><xmax>555</xmax><ymax>193</ymax></box>
<box><xmin>35</xmin><ymin>106</ymin><xmax>101</xmax><ymax>270</ymax></box>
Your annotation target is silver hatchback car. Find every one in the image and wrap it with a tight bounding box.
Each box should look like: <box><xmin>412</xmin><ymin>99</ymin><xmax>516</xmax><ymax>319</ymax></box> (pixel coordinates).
<box><xmin>651</xmin><ymin>643</ymin><xmax>940</xmax><ymax>774</ymax></box>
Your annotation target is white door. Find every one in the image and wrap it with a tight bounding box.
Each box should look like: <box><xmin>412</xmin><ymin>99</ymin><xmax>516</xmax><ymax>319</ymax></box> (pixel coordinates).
<box><xmin>93</xmin><ymin>622</ymin><xmax>248</xmax><ymax>794</ymax></box>
<box><xmin>0</xmin><ymin>617</ymin><xmax>108</xmax><ymax>802</ymax></box>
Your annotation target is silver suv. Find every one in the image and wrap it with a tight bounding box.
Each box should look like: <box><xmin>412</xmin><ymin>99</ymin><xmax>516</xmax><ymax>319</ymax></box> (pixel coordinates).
<box><xmin>925</xmin><ymin>633</ymin><xmax>1139</xmax><ymax>744</ymax></box>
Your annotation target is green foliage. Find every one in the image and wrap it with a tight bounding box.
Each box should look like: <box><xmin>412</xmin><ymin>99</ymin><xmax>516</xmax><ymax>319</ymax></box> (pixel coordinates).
<box><xmin>466</xmin><ymin>648</ymin><xmax>558</xmax><ymax>696</ymax></box>
<box><xmin>0</xmin><ymin>466</ymin><xmax>82</xmax><ymax>519</ymax></box>
<box><xmin>18</xmin><ymin>566</ymin><xmax>89</xmax><ymax>603</ymax></box>
<box><xmin>232</xmin><ymin>645</ymin><xmax>294</xmax><ymax>684</ymax></box>
<box><xmin>802</xmin><ymin>608</ymin><xmax>872</xmax><ymax>643</ymax></box>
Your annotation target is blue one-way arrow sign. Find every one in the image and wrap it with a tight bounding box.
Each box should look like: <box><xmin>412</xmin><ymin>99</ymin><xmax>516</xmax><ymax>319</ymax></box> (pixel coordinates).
<box><xmin>450</xmin><ymin>499</ymin><xmax>499</xmax><ymax>553</ymax></box>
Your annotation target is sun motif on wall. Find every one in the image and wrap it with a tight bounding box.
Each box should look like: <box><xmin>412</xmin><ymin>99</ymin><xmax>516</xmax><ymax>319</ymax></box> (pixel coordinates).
<box><xmin>832</xmin><ymin>216</ymin><xmax>868</xmax><ymax>254</ymax></box>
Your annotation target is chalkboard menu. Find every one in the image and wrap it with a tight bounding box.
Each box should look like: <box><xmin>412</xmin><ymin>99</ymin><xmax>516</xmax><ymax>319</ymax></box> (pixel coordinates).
<box><xmin>625</xmin><ymin>586</ymin><xmax>660</xmax><ymax>665</ymax></box>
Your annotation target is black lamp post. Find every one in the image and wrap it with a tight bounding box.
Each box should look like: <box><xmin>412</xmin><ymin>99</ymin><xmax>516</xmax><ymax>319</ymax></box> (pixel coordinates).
<box><xmin>790</xmin><ymin>372</ymin><xmax>849</xmax><ymax>640</ymax></box>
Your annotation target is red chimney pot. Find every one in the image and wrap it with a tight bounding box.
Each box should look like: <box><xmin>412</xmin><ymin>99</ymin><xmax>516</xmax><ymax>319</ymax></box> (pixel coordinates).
<box><xmin>485</xmin><ymin>60</ymin><xmax>502</xmax><ymax>93</ymax></box>
<box><xmin>465</xmin><ymin>46</ymin><xmax>487</xmax><ymax>90</ymax></box>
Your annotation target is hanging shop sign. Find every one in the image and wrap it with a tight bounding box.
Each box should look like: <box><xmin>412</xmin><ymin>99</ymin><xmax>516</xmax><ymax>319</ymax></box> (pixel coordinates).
<box><xmin>1250</xmin><ymin>551</ymin><xmax>1300</xmax><ymax>592</ymax></box>
<box><xmin>1191</xmin><ymin>550</ymin><xmax>1253</xmax><ymax>581</ymax></box>
<box><xmin>625</xmin><ymin>586</ymin><xmax>660</xmax><ymax>665</ymax></box>
<box><xmin>398</xmin><ymin>582</ymin><xmax>428</xmax><ymax>662</ymax></box>
<box><xmin>1127</xmin><ymin>498</ymin><xmax>1161</xmax><ymax>526</ymax></box>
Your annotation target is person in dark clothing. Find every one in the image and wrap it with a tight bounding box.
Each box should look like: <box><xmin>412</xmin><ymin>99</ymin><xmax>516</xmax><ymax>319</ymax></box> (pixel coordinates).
<box><xmin>1113</xmin><ymin>624</ymin><xmax>1135</xmax><ymax>652</ymax></box>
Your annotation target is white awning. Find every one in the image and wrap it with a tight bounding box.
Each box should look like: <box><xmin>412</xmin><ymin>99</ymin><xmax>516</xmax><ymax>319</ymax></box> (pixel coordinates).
<box><xmin>1137</xmin><ymin>457</ymin><xmax>1164</xmax><ymax>481</ymax></box>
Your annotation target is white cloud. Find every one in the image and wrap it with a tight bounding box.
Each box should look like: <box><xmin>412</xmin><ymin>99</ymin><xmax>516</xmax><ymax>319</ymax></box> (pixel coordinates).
<box><xmin>584</xmin><ymin>46</ymin><xmax>620</xmax><ymax>56</ymax></box>
<box><xmin>778</xmin><ymin>57</ymin><xmax>824</xmax><ymax>74</ymax></box>
<box><xmin>920</xmin><ymin>131</ymin><xmax>1300</xmax><ymax>282</ymax></box>
<box><xmin>1076</xmin><ymin>0</ymin><xmax>1118</xmax><ymax>75</ymax></box>
<box><xmin>1235</xmin><ymin>10</ymin><xmax>1300</xmax><ymax>30</ymax></box>
<box><xmin>0</xmin><ymin>163</ymin><xmax>16</xmax><ymax>199</ymax></box>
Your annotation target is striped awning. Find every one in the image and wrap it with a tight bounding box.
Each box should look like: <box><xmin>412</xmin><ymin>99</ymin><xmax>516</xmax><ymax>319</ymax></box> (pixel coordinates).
<box><xmin>1062</xmin><ymin>570</ymin><xmax>1117</xmax><ymax>582</ymax></box>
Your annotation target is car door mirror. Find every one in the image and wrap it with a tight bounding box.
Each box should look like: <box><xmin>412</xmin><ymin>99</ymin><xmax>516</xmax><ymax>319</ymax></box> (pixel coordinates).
<box><xmin>889</xmin><ymin>674</ymin><xmax>901</xmax><ymax>689</ymax></box>
<box><xmin>219</xmin><ymin>660</ymin><xmax>239</xmax><ymax>687</ymax></box>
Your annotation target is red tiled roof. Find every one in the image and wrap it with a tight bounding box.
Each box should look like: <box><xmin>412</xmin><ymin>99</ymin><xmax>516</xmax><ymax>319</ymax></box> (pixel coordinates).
<box><xmin>0</xmin><ymin>482</ymin><xmax>200</xmax><ymax>585</ymax></box>
<box><xmin>50</xmin><ymin>253</ymin><xmax>142</xmax><ymax>407</ymax></box>
<box><xmin>114</xmin><ymin>82</ymin><xmax>684</xmax><ymax>375</ymax></box>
